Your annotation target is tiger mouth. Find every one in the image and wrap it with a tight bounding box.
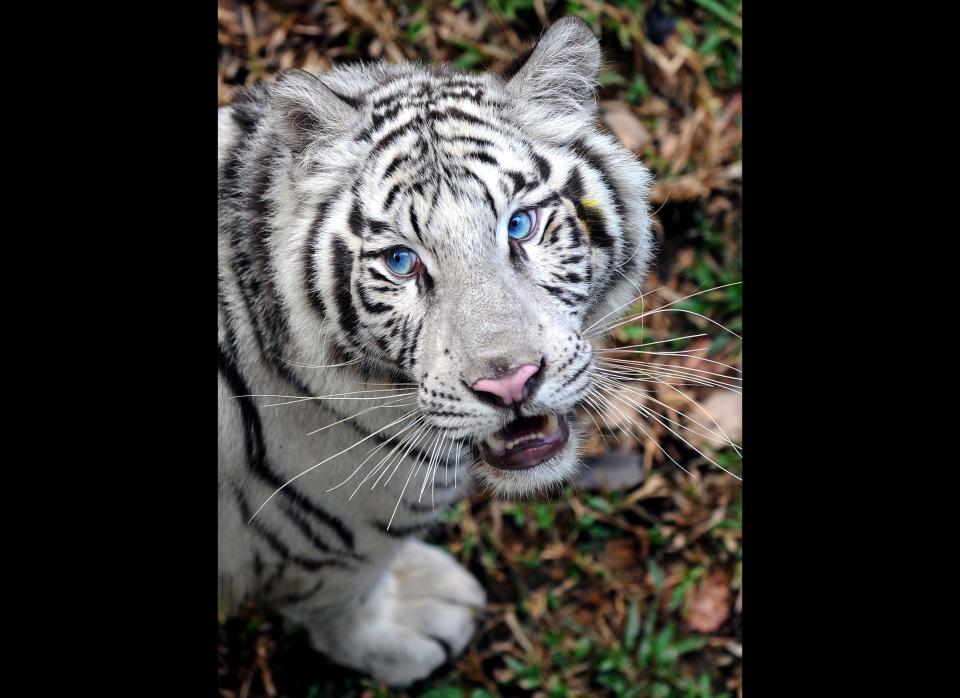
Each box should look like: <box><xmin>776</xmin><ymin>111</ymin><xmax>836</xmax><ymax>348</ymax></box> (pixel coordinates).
<box><xmin>479</xmin><ymin>414</ymin><xmax>570</xmax><ymax>470</ymax></box>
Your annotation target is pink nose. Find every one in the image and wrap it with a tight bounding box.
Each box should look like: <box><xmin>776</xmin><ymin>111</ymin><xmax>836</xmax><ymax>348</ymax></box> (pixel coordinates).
<box><xmin>471</xmin><ymin>364</ymin><xmax>540</xmax><ymax>406</ymax></box>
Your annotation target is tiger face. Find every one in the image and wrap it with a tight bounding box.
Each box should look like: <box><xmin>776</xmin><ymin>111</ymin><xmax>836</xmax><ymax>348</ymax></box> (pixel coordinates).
<box><xmin>280</xmin><ymin>18</ymin><xmax>653</xmax><ymax>496</ymax></box>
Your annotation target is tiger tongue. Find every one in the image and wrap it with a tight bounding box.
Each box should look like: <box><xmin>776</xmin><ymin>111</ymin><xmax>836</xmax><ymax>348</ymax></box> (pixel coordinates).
<box><xmin>481</xmin><ymin>414</ymin><xmax>569</xmax><ymax>470</ymax></box>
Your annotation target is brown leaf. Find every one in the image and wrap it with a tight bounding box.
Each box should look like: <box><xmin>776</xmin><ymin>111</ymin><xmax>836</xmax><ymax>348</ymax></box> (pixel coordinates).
<box><xmin>691</xmin><ymin>391</ymin><xmax>742</xmax><ymax>447</ymax></box>
<box><xmin>601</xmin><ymin>101</ymin><xmax>652</xmax><ymax>152</ymax></box>
<box><xmin>686</xmin><ymin>569</ymin><xmax>731</xmax><ymax>633</ymax></box>
<box><xmin>599</xmin><ymin>538</ymin><xmax>637</xmax><ymax>572</ymax></box>
<box><xmin>650</xmin><ymin>174</ymin><xmax>709</xmax><ymax>204</ymax></box>
<box><xmin>526</xmin><ymin>589</ymin><xmax>548</xmax><ymax>620</ymax></box>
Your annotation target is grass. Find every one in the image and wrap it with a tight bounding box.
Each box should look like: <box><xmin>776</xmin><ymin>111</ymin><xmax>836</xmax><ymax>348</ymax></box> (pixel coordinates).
<box><xmin>218</xmin><ymin>1</ymin><xmax>742</xmax><ymax>696</ymax></box>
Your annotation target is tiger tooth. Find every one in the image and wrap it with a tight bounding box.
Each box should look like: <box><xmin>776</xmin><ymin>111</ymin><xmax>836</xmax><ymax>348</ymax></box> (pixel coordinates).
<box><xmin>485</xmin><ymin>433</ymin><xmax>506</xmax><ymax>454</ymax></box>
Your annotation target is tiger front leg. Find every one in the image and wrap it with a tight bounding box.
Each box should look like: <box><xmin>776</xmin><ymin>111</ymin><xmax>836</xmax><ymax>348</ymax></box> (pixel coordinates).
<box><xmin>297</xmin><ymin>538</ymin><xmax>487</xmax><ymax>686</ymax></box>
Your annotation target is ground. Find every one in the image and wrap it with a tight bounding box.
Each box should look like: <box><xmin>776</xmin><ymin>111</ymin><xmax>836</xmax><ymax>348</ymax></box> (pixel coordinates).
<box><xmin>217</xmin><ymin>2</ymin><xmax>742</xmax><ymax>696</ymax></box>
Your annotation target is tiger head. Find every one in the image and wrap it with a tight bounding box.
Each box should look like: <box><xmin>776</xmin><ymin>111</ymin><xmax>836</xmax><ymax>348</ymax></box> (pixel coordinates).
<box><xmin>276</xmin><ymin>18</ymin><xmax>653</xmax><ymax>496</ymax></box>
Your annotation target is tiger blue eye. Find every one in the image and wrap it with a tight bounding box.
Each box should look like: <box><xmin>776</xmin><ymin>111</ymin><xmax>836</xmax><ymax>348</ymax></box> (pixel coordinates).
<box><xmin>385</xmin><ymin>247</ymin><xmax>419</xmax><ymax>276</ymax></box>
<box><xmin>507</xmin><ymin>210</ymin><xmax>536</xmax><ymax>240</ymax></box>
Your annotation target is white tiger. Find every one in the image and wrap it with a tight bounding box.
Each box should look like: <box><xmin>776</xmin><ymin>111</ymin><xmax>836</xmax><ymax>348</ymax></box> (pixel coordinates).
<box><xmin>218</xmin><ymin>17</ymin><xmax>653</xmax><ymax>686</ymax></box>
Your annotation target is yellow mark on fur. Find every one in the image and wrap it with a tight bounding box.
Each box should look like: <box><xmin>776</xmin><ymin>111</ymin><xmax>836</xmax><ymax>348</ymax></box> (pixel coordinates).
<box><xmin>577</xmin><ymin>197</ymin><xmax>600</xmax><ymax>241</ymax></box>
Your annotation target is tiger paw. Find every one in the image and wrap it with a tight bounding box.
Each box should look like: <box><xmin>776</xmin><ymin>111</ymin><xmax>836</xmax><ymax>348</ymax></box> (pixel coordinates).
<box><xmin>310</xmin><ymin>539</ymin><xmax>486</xmax><ymax>686</ymax></box>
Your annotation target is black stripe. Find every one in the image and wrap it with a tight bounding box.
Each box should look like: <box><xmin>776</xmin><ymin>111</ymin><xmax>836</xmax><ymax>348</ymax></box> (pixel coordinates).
<box><xmin>355</xmin><ymin>280</ymin><xmax>393</xmax><ymax>314</ymax></box>
<box><xmin>262</xmin><ymin>560</ymin><xmax>288</xmax><ymax>596</ymax></box>
<box><xmin>384</xmin><ymin>182</ymin><xmax>403</xmax><ymax>210</ymax></box>
<box><xmin>330</xmin><ymin>236</ymin><xmax>362</xmax><ymax>337</ymax></box>
<box><xmin>441</xmin><ymin>77</ymin><xmax>483</xmax><ymax>90</ymax></box>
<box><xmin>504</xmin><ymin>170</ymin><xmax>526</xmax><ymax>196</ymax></box>
<box><xmin>422</xmin><ymin>409</ymin><xmax>474</xmax><ymax>418</ymax></box>
<box><xmin>409</xmin><ymin>204</ymin><xmax>424</xmax><ymax>243</ymax></box>
<box><xmin>406</xmin><ymin>318</ymin><xmax>422</xmax><ymax>369</ymax></box>
<box><xmin>357</xmin><ymin>101</ymin><xmax>405</xmax><ymax>142</ymax></box>
<box><xmin>555</xmin><ymin>271</ymin><xmax>585</xmax><ymax>284</ymax></box>
<box><xmin>325</xmin><ymin>85</ymin><xmax>362</xmax><ymax>109</ymax></box>
<box><xmin>532</xmin><ymin>151</ymin><xmax>551</xmax><ymax>181</ymax></box>
<box><xmin>275</xmin><ymin>578</ymin><xmax>327</xmax><ymax>605</ymax></box>
<box><xmin>563</xmin><ymin>166</ymin><xmax>585</xmax><ymax>202</ymax></box>
<box><xmin>368</xmin><ymin>219</ymin><xmax>392</xmax><ymax>236</ymax></box>
<box><xmin>430</xmin><ymin>107</ymin><xmax>492</xmax><ymax>130</ymax></box>
<box><xmin>304</xmin><ymin>201</ymin><xmax>331</xmax><ymax>318</ymax></box>
<box><xmin>279</xmin><ymin>498</ymin><xmax>366</xmax><ymax>563</ymax></box>
<box><xmin>439</xmin><ymin>88</ymin><xmax>484</xmax><ymax>103</ymax></box>
<box><xmin>448</xmin><ymin>135</ymin><xmax>495</xmax><ymax>148</ymax></box>
<box><xmin>571</xmin><ymin>139</ymin><xmax>627</xmax><ymax>219</ymax></box>
<box><xmin>218</xmin><ymin>341</ymin><xmax>357</xmax><ymax>550</ymax></box>
<box><xmin>559</xmin><ymin>360</ymin><xmax>591</xmax><ymax>390</ymax></box>
<box><xmin>232</xmin><ymin>484</ymin><xmax>353</xmax><ymax>572</ymax></box>
<box><xmin>451</xmin><ymin>165</ymin><xmax>497</xmax><ymax>221</ymax></box>
<box><xmin>368</xmin><ymin>267</ymin><xmax>399</xmax><ymax>285</ymax></box>
<box><xmin>383</xmin><ymin>152</ymin><xmax>412</xmax><ymax>179</ymax></box>
<box><xmin>372</xmin><ymin>519</ymin><xmax>435</xmax><ymax>538</ymax></box>
<box><xmin>230</xmin><ymin>102</ymin><xmax>261</xmax><ymax>137</ymax></box>
<box><xmin>374</xmin><ymin>116</ymin><xmax>423</xmax><ymax>150</ymax></box>
<box><xmin>462</xmin><ymin>151</ymin><xmax>497</xmax><ymax>167</ymax></box>
<box><xmin>373</xmin><ymin>90</ymin><xmax>405</xmax><ymax>110</ymax></box>
<box><xmin>347</xmin><ymin>198</ymin><xmax>366</xmax><ymax>238</ymax></box>
<box><xmin>396</xmin><ymin>316</ymin><xmax>411</xmax><ymax>367</ymax></box>
<box><xmin>574</xmin><ymin>199</ymin><xmax>613</xmax><ymax>249</ymax></box>
<box><xmin>539</xmin><ymin>284</ymin><xmax>580</xmax><ymax>307</ymax></box>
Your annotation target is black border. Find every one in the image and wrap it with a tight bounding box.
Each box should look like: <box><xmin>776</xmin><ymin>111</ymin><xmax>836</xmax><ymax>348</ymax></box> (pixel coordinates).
<box><xmin>12</xmin><ymin>2</ymin><xmax>893</xmax><ymax>693</ymax></box>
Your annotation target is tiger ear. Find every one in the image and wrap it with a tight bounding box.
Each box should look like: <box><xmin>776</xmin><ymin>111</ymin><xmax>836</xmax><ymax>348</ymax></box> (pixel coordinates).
<box><xmin>271</xmin><ymin>69</ymin><xmax>358</xmax><ymax>155</ymax></box>
<box><xmin>505</xmin><ymin>17</ymin><xmax>601</xmax><ymax>131</ymax></box>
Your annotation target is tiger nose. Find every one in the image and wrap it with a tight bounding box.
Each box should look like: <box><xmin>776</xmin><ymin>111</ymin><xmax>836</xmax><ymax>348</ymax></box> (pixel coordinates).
<box><xmin>471</xmin><ymin>363</ymin><xmax>541</xmax><ymax>407</ymax></box>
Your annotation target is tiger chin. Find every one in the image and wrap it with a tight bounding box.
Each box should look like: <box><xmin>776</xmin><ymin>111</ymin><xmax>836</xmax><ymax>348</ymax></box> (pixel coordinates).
<box><xmin>218</xmin><ymin>17</ymin><xmax>653</xmax><ymax>687</ymax></box>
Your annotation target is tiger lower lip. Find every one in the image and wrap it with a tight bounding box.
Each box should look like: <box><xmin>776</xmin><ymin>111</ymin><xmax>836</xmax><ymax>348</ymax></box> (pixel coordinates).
<box><xmin>480</xmin><ymin>414</ymin><xmax>570</xmax><ymax>470</ymax></box>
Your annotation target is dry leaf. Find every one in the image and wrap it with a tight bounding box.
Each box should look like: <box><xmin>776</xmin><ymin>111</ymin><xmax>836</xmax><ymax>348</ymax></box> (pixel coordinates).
<box><xmin>686</xmin><ymin>569</ymin><xmax>731</xmax><ymax>633</ymax></box>
<box><xmin>692</xmin><ymin>391</ymin><xmax>742</xmax><ymax>447</ymax></box>
<box><xmin>599</xmin><ymin>538</ymin><xmax>637</xmax><ymax>572</ymax></box>
<box><xmin>601</xmin><ymin>101</ymin><xmax>652</xmax><ymax>152</ymax></box>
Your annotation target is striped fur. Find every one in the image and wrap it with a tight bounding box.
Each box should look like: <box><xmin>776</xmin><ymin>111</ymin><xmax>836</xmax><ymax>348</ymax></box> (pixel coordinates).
<box><xmin>218</xmin><ymin>18</ymin><xmax>653</xmax><ymax>685</ymax></box>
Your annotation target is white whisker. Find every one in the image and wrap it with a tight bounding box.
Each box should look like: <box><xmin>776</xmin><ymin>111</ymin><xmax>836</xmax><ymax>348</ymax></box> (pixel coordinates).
<box><xmin>380</xmin><ymin>424</ymin><xmax>434</xmax><ymax>489</ymax></box>
<box><xmin>275</xmin><ymin>355</ymin><xmax>362</xmax><ymax>370</ymax></box>
<box><xmin>595</xmin><ymin>381</ymin><xmax>741</xmax><ymax>480</ymax></box>
<box><xmin>588</xmin><ymin>307</ymin><xmax>741</xmax><ymax>340</ymax></box>
<box><xmin>307</xmin><ymin>398</ymin><xmax>417</xmax><ymax>436</ymax></box>
<box><xmin>329</xmin><ymin>415</ymin><xmax>424</xmax><ymax>493</ymax></box>
<box><xmin>597</xmin><ymin>348</ymin><xmax>741</xmax><ymax>374</ymax></box>
<box><xmin>582</xmin><ymin>285</ymin><xmax>664</xmax><ymax>335</ymax></box>
<box><xmin>607</xmin><ymin>390</ymin><xmax>740</xmax><ymax>480</ymax></box>
<box><xmin>593</xmin><ymin>334</ymin><xmax>709</xmax><ymax>351</ymax></box>
<box><xmin>349</xmin><ymin>417</ymin><xmax>426</xmax><ymax>498</ymax></box>
<box><xmin>594</xmin><ymin>374</ymin><xmax>740</xmax><ymax>453</ymax></box>
<box><xmin>596</xmin><ymin>367</ymin><xmax>740</xmax><ymax>393</ymax></box>
<box><xmin>235</xmin><ymin>387</ymin><xmax>418</xmax><ymax>408</ymax></box>
<box><xmin>588</xmin><ymin>387</ymin><xmax>691</xmax><ymax>476</ymax></box>
<box><xmin>596</xmin><ymin>359</ymin><xmax>741</xmax><ymax>385</ymax></box>
<box><xmin>249</xmin><ymin>410</ymin><xmax>420</xmax><ymax>521</ymax></box>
